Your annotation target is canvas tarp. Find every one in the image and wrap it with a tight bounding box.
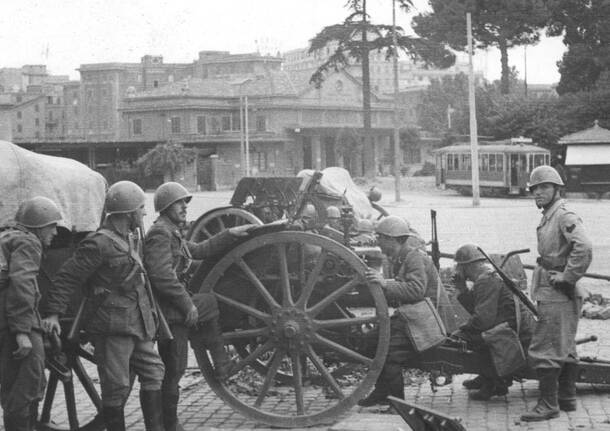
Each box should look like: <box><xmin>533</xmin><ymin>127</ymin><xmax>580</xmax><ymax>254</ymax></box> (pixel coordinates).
<box><xmin>297</xmin><ymin>167</ymin><xmax>375</xmax><ymax>219</ymax></box>
<box><xmin>0</xmin><ymin>140</ymin><xmax>106</xmax><ymax>232</ymax></box>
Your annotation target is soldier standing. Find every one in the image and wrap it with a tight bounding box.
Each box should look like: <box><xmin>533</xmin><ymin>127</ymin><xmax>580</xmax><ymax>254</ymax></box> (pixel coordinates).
<box><xmin>144</xmin><ymin>182</ymin><xmax>251</xmax><ymax>431</ymax></box>
<box><xmin>357</xmin><ymin>216</ymin><xmax>456</xmax><ymax>406</ymax></box>
<box><xmin>0</xmin><ymin>197</ymin><xmax>61</xmax><ymax>431</ymax></box>
<box><xmin>43</xmin><ymin>181</ymin><xmax>166</xmax><ymax>431</ymax></box>
<box><xmin>521</xmin><ymin>166</ymin><xmax>592</xmax><ymax>422</ymax></box>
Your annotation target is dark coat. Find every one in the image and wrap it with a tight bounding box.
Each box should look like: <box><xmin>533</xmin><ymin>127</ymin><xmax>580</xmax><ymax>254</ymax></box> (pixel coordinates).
<box><xmin>48</xmin><ymin>225</ymin><xmax>157</xmax><ymax>340</ymax></box>
<box><xmin>0</xmin><ymin>226</ymin><xmax>43</xmax><ymax>334</ymax></box>
<box><xmin>144</xmin><ymin>215</ymin><xmax>237</xmax><ymax>324</ymax></box>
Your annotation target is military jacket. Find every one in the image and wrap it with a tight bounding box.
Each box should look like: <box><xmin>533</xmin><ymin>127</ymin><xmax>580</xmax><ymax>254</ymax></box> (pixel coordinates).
<box><xmin>48</xmin><ymin>225</ymin><xmax>157</xmax><ymax>340</ymax></box>
<box><xmin>0</xmin><ymin>226</ymin><xmax>43</xmax><ymax>334</ymax></box>
<box><xmin>385</xmin><ymin>242</ymin><xmax>456</xmax><ymax>332</ymax></box>
<box><xmin>144</xmin><ymin>215</ymin><xmax>236</xmax><ymax>324</ymax></box>
<box><xmin>458</xmin><ymin>271</ymin><xmax>519</xmax><ymax>334</ymax></box>
<box><xmin>533</xmin><ymin>198</ymin><xmax>592</xmax><ymax>302</ymax></box>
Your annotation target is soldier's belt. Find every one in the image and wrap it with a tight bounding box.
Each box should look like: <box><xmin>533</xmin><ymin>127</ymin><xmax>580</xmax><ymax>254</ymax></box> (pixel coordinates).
<box><xmin>536</xmin><ymin>257</ymin><xmax>565</xmax><ymax>272</ymax></box>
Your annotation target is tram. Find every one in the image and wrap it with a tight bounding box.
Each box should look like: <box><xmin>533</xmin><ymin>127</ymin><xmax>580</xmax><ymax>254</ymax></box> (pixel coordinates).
<box><xmin>434</xmin><ymin>138</ymin><xmax>551</xmax><ymax>196</ymax></box>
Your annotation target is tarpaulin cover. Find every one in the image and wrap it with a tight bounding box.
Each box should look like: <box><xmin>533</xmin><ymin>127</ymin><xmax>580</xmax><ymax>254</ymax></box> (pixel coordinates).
<box><xmin>0</xmin><ymin>140</ymin><xmax>107</xmax><ymax>232</ymax></box>
<box><xmin>297</xmin><ymin>167</ymin><xmax>375</xmax><ymax>219</ymax></box>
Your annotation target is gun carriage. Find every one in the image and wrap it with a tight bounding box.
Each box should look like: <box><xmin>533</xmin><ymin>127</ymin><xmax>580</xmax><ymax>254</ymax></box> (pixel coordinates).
<box><xmin>3</xmin><ymin>141</ymin><xmax>610</xmax><ymax>430</ymax></box>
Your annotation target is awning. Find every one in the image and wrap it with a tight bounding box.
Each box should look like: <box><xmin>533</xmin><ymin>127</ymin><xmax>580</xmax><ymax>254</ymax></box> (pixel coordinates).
<box><xmin>565</xmin><ymin>144</ymin><xmax>610</xmax><ymax>166</ymax></box>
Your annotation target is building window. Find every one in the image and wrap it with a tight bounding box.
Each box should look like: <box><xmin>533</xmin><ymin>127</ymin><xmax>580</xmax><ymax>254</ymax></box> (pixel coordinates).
<box><xmin>153</xmin><ymin>80</ymin><xmax>159</xmax><ymax>88</ymax></box>
<box><xmin>255</xmin><ymin>151</ymin><xmax>268</xmax><ymax>171</ymax></box>
<box><xmin>47</xmin><ymin>96</ymin><xmax>53</xmax><ymax>104</ymax></box>
<box><xmin>133</xmin><ymin>119</ymin><xmax>142</xmax><ymax>135</ymax></box>
<box><xmin>16</xmin><ymin>111</ymin><xmax>22</xmax><ymax>119</ymax></box>
<box><xmin>17</xmin><ymin>124</ymin><xmax>22</xmax><ymax>133</ymax></box>
<box><xmin>231</xmin><ymin>111</ymin><xmax>241</xmax><ymax>131</ymax></box>
<box><xmin>221</xmin><ymin>115</ymin><xmax>231</xmax><ymax>131</ymax></box>
<box><xmin>35</xmin><ymin>118</ymin><xmax>40</xmax><ymax>126</ymax></box>
<box><xmin>256</xmin><ymin>116</ymin><xmax>266</xmax><ymax>132</ymax></box>
<box><xmin>74</xmin><ymin>122</ymin><xmax>79</xmax><ymax>131</ymax></box>
<box><xmin>171</xmin><ymin>117</ymin><xmax>181</xmax><ymax>133</ymax></box>
<box><xmin>35</xmin><ymin>104</ymin><xmax>39</xmax><ymax>113</ymax></box>
<box><xmin>210</xmin><ymin>117</ymin><xmax>220</xmax><ymax>133</ymax></box>
<box><xmin>197</xmin><ymin>116</ymin><xmax>206</xmax><ymax>134</ymax></box>
<box><xmin>35</xmin><ymin>131</ymin><xmax>40</xmax><ymax>138</ymax></box>
<box><xmin>49</xmin><ymin>111</ymin><xmax>53</xmax><ymax>121</ymax></box>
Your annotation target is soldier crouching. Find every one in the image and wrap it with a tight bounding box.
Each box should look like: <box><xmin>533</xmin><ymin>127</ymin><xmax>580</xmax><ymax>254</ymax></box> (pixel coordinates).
<box><xmin>144</xmin><ymin>182</ymin><xmax>253</xmax><ymax>431</ymax></box>
<box><xmin>43</xmin><ymin>181</ymin><xmax>165</xmax><ymax>431</ymax></box>
<box><xmin>1</xmin><ymin>197</ymin><xmax>62</xmax><ymax>431</ymax></box>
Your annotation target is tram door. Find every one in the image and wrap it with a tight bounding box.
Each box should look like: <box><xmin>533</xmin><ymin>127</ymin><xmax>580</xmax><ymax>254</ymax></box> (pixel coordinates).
<box><xmin>509</xmin><ymin>154</ymin><xmax>520</xmax><ymax>194</ymax></box>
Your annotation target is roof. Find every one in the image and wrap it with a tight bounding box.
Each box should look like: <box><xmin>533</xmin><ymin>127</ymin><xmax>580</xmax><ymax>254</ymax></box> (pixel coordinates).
<box><xmin>434</xmin><ymin>143</ymin><xmax>549</xmax><ymax>154</ymax></box>
<box><xmin>558</xmin><ymin>120</ymin><xmax>610</xmax><ymax>145</ymax></box>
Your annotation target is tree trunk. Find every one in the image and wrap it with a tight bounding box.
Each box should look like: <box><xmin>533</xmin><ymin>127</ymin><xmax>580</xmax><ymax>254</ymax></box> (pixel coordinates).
<box><xmin>361</xmin><ymin>0</ymin><xmax>375</xmax><ymax>178</ymax></box>
<box><xmin>499</xmin><ymin>37</ymin><xmax>510</xmax><ymax>95</ymax></box>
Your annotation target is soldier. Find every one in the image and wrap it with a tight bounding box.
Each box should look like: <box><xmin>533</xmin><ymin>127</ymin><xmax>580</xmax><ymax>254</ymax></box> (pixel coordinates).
<box><xmin>43</xmin><ymin>181</ymin><xmax>166</xmax><ymax>431</ymax></box>
<box><xmin>0</xmin><ymin>197</ymin><xmax>61</xmax><ymax>431</ymax></box>
<box><xmin>299</xmin><ymin>203</ymin><xmax>318</xmax><ymax>231</ymax></box>
<box><xmin>521</xmin><ymin>166</ymin><xmax>592</xmax><ymax>422</ymax></box>
<box><xmin>451</xmin><ymin>244</ymin><xmax>533</xmax><ymax>400</ymax></box>
<box><xmin>144</xmin><ymin>182</ymin><xmax>251</xmax><ymax>431</ymax></box>
<box><xmin>357</xmin><ymin>216</ymin><xmax>456</xmax><ymax>406</ymax></box>
<box><xmin>325</xmin><ymin>206</ymin><xmax>342</xmax><ymax>231</ymax></box>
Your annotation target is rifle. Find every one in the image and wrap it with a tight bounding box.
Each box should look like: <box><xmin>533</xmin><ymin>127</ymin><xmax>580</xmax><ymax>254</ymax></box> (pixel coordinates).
<box><xmin>477</xmin><ymin>246</ymin><xmax>540</xmax><ymax>321</ymax></box>
<box><xmin>67</xmin><ymin>296</ymin><xmax>88</xmax><ymax>343</ymax></box>
<box><xmin>430</xmin><ymin>210</ymin><xmax>440</xmax><ymax>271</ymax></box>
<box><xmin>135</xmin><ymin>228</ymin><xmax>173</xmax><ymax>341</ymax></box>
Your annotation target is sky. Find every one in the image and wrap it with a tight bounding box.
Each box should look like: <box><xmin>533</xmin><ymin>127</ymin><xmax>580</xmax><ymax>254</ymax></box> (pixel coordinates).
<box><xmin>1</xmin><ymin>0</ymin><xmax>566</xmax><ymax>84</ymax></box>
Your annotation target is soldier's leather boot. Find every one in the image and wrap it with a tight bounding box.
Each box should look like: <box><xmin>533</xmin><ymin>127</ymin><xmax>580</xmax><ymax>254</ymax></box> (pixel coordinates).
<box><xmin>202</xmin><ymin>319</ymin><xmax>232</xmax><ymax>380</ymax></box>
<box><xmin>3</xmin><ymin>414</ymin><xmax>31</xmax><ymax>431</ymax></box>
<box><xmin>462</xmin><ymin>375</ymin><xmax>484</xmax><ymax>390</ymax></box>
<box><xmin>558</xmin><ymin>362</ymin><xmax>578</xmax><ymax>412</ymax></box>
<box><xmin>520</xmin><ymin>368</ymin><xmax>560</xmax><ymax>422</ymax></box>
<box><xmin>357</xmin><ymin>390</ymin><xmax>389</xmax><ymax>407</ymax></box>
<box><xmin>102</xmin><ymin>405</ymin><xmax>126</xmax><ymax>431</ymax></box>
<box><xmin>163</xmin><ymin>392</ymin><xmax>185</xmax><ymax>431</ymax></box>
<box><xmin>140</xmin><ymin>390</ymin><xmax>164</xmax><ymax>431</ymax></box>
<box><xmin>469</xmin><ymin>377</ymin><xmax>509</xmax><ymax>401</ymax></box>
<box><xmin>29</xmin><ymin>402</ymin><xmax>39</xmax><ymax>428</ymax></box>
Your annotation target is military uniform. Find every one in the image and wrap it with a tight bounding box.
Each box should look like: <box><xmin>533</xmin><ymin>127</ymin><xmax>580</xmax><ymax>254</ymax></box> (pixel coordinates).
<box><xmin>529</xmin><ymin>198</ymin><xmax>592</xmax><ymax>368</ymax></box>
<box><xmin>0</xmin><ymin>226</ymin><xmax>46</xmax><ymax>429</ymax></box>
<box><xmin>144</xmin><ymin>215</ymin><xmax>237</xmax><ymax>430</ymax></box>
<box><xmin>365</xmin><ymin>243</ymin><xmax>456</xmax><ymax>401</ymax></box>
<box><xmin>46</xmin><ymin>224</ymin><xmax>165</xmax><ymax>409</ymax></box>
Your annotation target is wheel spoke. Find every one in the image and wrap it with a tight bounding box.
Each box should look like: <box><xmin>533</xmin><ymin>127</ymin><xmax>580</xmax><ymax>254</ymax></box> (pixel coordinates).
<box><xmin>306</xmin><ymin>345</ymin><xmax>344</xmax><ymax>399</ymax></box>
<box><xmin>276</xmin><ymin>244</ymin><xmax>293</xmax><ymax>306</ymax></box>
<box><xmin>73</xmin><ymin>357</ymin><xmax>103</xmax><ymax>410</ymax></box>
<box><xmin>295</xmin><ymin>249</ymin><xmax>328</xmax><ymax>309</ymax></box>
<box><xmin>217</xmin><ymin>217</ymin><xmax>226</xmax><ymax>231</ymax></box>
<box><xmin>77</xmin><ymin>345</ymin><xmax>95</xmax><ymax>362</ymax></box>
<box><xmin>290</xmin><ymin>348</ymin><xmax>305</xmax><ymax>415</ymax></box>
<box><xmin>315</xmin><ymin>315</ymin><xmax>378</xmax><ymax>329</ymax></box>
<box><xmin>231</xmin><ymin>339</ymin><xmax>275</xmax><ymax>375</ymax></box>
<box><xmin>40</xmin><ymin>373</ymin><xmax>59</xmax><ymax>423</ymax></box>
<box><xmin>312</xmin><ymin>333</ymin><xmax>373</xmax><ymax>366</ymax></box>
<box><xmin>236</xmin><ymin>259</ymin><xmax>280</xmax><ymax>310</ymax></box>
<box><xmin>307</xmin><ymin>277</ymin><xmax>360</xmax><ymax>317</ymax></box>
<box><xmin>215</xmin><ymin>292</ymin><xmax>271</xmax><ymax>323</ymax></box>
<box><xmin>201</xmin><ymin>226</ymin><xmax>213</xmax><ymax>239</ymax></box>
<box><xmin>254</xmin><ymin>349</ymin><xmax>284</xmax><ymax>407</ymax></box>
<box><xmin>222</xmin><ymin>327</ymin><xmax>268</xmax><ymax>340</ymax></box>
<box><xmin>63</xmin><ymin>377</ymin><xmax>79</xmax><ymax>429</ymax></box>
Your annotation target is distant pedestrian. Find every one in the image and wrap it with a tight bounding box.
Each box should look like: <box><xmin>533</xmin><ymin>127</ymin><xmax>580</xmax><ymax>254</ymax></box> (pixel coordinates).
<box><xmin>521</xmin><ymin>166</ymin><xmax>592</xmax><ymax>422</ymax></box>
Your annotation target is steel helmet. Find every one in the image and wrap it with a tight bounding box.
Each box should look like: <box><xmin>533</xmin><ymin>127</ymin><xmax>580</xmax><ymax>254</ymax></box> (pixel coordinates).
<box><xmin>454</xmin><ymin>244</ymin><xmax>486</xmax><ymax>265</ymax></box>
<box><xmin>105</xmin><ymin>181</ymin><xmax>146</xmax><ymax>215</ymax></box>
<box><xmin>326</xmin><ymin>206</ymin><xmax>340</xmax><ymax>219</ymax></box>
<box><xmin>15</xmin><ymin>196</ymin><xmax>62</xmax><ymax>228</ymax></box>
<box><xmin>301</xmin><ymin>203</ymin><xmax>317</xmax><ymax>218</ymax></box>
<box><xmin>154</xmin><ymin>182</ymin><xmax>192</xmax><ymax>213</ymax></box>
<box><xmin>528</xmin><ymin>165</ymin><xmax>564</xmax><ymax>191</ymax></box>
<box><xmin>375</xmin><ymin>215</ymin><xmax>410</xmax><ymax>237</ymax></box>
<box><xmin>368</xmin><ymin>187</ymin><xmax>382</xmax><ymax>202</ymax></box>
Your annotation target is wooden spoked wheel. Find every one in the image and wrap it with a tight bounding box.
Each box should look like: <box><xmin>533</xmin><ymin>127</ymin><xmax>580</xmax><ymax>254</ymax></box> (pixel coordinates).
<box><xmin>193</xmin><ymin>231</ymin><xmax>390</xmax><ymax>428</ymax></box>
<box><xmin>187</xmin><ymin>207</ymin><xmax>262</xmax><ymax>242</ymax></box>
<box><xmin>37</xmin><ymin>336</ymin><xmax>104</xmax><ymax>431</ymax></box>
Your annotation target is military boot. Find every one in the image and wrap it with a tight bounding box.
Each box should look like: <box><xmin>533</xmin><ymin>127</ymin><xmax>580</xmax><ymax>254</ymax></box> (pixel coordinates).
<box><xmin>102</xmin><ymin>405</ymin><xmax>126</xmax><ymax>431</ymax></box>
<box><xmin>163</xmin><ymin>392</ymin><xmax>185</xmax><ymax>431</ymax></box>
<box><xmin>558</xmin><ymin>363</ymin><xmax>578</xmax><ymax>412</ymax></box>
<box><xmin>200</xmin><ymin>319</ymin><xmax>232</xmax><ymax>380</ymax></box>
<box><xmin>462</xmin><ymin>375</ymin><xmax>484</xmax><ymax>390</ymax></box>
<box><xmin>3</xmin><ymin>414</ymin><xmax>31</xmax><ymax>431</ymax></box>
<box><xmin>140</xmin><ymin>390</ymin><xmax>164</xmax><ymax>431</ymax></box>
<box><xmin>470</xmin><ymin>377</ymin><xmax>509</xmax><ymax>401</ymax></box>
<box><xmin>520</xmin><ymin>368</ymin><xmax>560</xmax><ymax>422</ymax></box>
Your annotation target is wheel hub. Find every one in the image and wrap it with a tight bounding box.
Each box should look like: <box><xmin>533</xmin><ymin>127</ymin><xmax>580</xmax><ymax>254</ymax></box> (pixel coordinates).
<box><xmin>272</xmin><ymin>308</ymin><xmax>314</xmax><ymax>348</ymax></box>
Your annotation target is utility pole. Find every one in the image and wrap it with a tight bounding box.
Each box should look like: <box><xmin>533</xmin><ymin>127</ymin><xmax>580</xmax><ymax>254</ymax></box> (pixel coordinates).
<box><xmin>467</xmin><ymin>12</ymin><xmax>480</xmax><ymax>206</ymax></box>
<box><xmin>392</xmin><ymin>0</ymin><xmax>401</xmax><ymax>202</ymax></box>
<box><xmin>239</xmin><ymin>96</ymin><xmax>245</xmax><ymax>177</ymax></box>
<box><xmin>524</xmin><ymin>45</ymin><xmax>528</xmax><ymax>97</ymax></box>
<box><xmin>244</xmin><ymin>95</ymin><xmax>250</xmax><ymax>176</ymax></box>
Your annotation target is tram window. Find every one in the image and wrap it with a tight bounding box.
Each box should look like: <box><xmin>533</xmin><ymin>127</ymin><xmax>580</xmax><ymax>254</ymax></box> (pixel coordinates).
<box><xmin>461</xmin><ymin>154</ymin><xmax>471</xmax><ymax>170</ymax></box>
<box><xmin>533</xmin><ymin>154</ymin><xmax>545</xmax><ymax>167</ymax></box>
<box><xmin>519</xmin><ymin>154</ymin><xmax>527</xmax><ymax>170</ymax></box>
<box><xmin>489</xmin><ymin>154</ymin><xmax>496</xmax><ymax>171</ymax></box>
<box><xmin>480</xmin><ymin>154</ymin><xmax>489</xmax><ymax>171</ymax></box>
<box><xmin>447</xmin><ymin>154</ymin><xmax>454</xmax><ymax>170</ymax></box>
